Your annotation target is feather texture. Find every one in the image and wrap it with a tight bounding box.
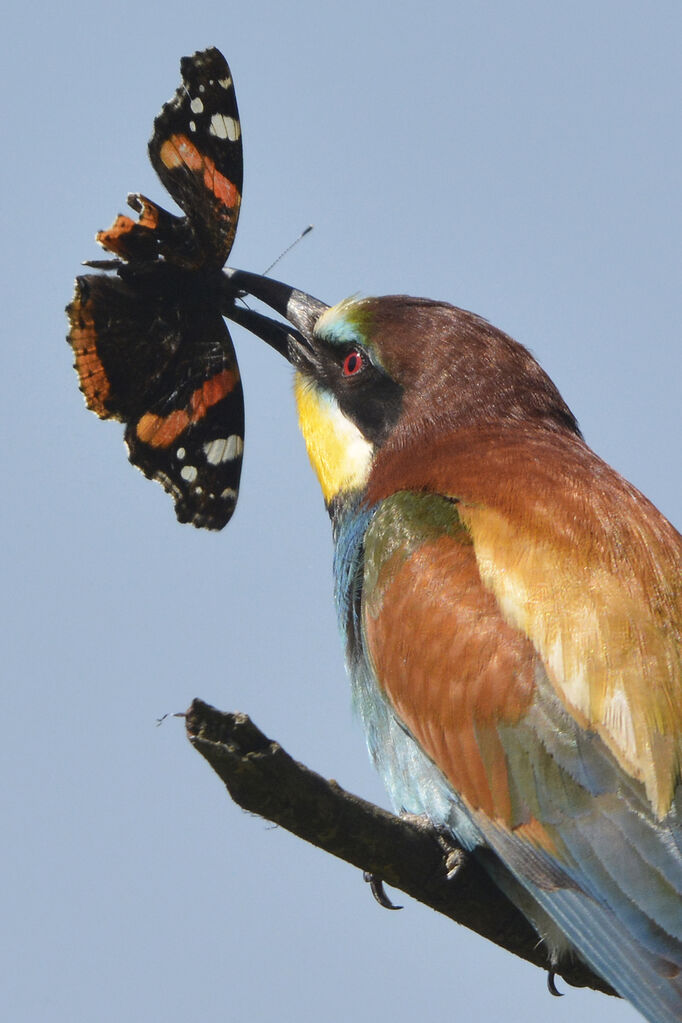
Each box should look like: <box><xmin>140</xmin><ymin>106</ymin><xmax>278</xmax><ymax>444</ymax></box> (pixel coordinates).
<box><xmin>354</xmin><ymin>423</ymin><xmax>682</xmax><ymax>1019</ymax></box>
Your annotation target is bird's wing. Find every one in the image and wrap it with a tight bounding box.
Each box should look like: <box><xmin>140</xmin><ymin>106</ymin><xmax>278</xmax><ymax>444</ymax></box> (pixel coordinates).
<box><xmin>362</xmin><ymin>424</ymin><xmax>682</xmax><ymax>1018</ymax></box>
<box><xmin>366</xmin><ymin>423</ymin><xmax>682</xmax><ymax>815</ymax></box>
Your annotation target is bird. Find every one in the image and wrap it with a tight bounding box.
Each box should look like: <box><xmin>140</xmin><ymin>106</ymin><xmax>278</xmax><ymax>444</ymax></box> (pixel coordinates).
<box><xmin>224</xmin><ymin>269</ymin><xmax>682</xmax><ymax>1023</ymax></box>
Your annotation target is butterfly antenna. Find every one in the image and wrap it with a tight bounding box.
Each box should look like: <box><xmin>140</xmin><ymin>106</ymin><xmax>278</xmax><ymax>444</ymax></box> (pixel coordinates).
<box><xmin>261</xmin><ymin>225</ymin><xmax>313</xmax><ymax>277</ymax></box>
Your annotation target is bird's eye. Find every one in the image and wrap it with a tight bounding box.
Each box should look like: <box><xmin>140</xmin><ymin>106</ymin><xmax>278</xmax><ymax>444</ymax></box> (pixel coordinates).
<box><xmin>342</xmin><ymin>350</ymin><xmax>365</xmax><ymax>377</ymax></box>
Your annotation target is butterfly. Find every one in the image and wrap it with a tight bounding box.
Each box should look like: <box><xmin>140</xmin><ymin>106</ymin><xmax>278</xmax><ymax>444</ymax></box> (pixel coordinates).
<box><xmin>67</xmin><ymin>48</ymin><xmax>244</xmax><ymax>530</ymax></box>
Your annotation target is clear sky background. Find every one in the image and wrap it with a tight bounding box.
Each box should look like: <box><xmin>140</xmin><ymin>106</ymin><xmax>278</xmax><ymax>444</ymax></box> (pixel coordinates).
<box><xmin>3</xmin><ymin>2</ymin><xmax>679</xmax><ymax>1021</ymax></box>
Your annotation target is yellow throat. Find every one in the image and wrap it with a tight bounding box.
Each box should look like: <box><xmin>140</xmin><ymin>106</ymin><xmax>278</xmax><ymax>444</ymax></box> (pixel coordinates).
<box><xmin>294</xmin><ymin>372</ymin><xmax>374</xmax><ymax>504</ymax></box>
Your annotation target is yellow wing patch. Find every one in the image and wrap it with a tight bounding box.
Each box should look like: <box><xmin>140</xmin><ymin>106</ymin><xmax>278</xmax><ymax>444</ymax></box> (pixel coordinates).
<box><xmin>460</xmin><ymin>501</ymin><xmax>682</xmax><ymax>817</ymax></box>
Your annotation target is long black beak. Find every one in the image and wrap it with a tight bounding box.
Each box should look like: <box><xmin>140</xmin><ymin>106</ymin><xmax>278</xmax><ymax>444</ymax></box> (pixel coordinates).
<box><xmin>220</xmin><ymin>268</ymin><xmax>329</xmax><ymax>364</ymax></box>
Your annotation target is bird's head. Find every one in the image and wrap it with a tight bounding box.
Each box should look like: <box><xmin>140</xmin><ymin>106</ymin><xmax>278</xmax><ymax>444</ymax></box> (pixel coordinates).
<box><xmin>225</xmin><ymin>271</ymin><xmax>580</xmax><ymax>509</ymax></box>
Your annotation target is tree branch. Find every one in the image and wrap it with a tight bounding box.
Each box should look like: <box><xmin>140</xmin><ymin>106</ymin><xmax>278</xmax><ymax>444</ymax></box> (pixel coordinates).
<box><xmin>185</xmin><ymin>698</ymin><xmax>615</xmax><ymax>998</ymax></box>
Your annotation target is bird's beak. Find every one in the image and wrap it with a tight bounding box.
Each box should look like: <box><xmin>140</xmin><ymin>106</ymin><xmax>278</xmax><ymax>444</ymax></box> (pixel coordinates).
<box><xmin>221</xmin><ymin>268</ymin><xmax>329</xmax><ymax>369</ymax></box>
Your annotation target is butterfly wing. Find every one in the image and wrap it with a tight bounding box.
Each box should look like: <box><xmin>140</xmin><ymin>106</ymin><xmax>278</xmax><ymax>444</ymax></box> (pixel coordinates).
<box><xmin>67</xmin><ymin>270</ymin><xmax>243</xmax><ymax>529</ymax></box>
<box><xmin>67</xmin><ymin>48</ymin><xmax>245</xmax><ymax>529</ymax></box>
<box><xmin>148</xmin><ymin>47</ymin><xmax>243</xmax><ymax>270</ymax></box>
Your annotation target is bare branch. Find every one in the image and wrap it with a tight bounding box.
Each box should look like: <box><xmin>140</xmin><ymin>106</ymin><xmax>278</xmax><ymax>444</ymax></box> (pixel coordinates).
<box><xmin>185</xmin><ymin>698</ymin><xmax>615</xmax><ymax>998</ymax></box>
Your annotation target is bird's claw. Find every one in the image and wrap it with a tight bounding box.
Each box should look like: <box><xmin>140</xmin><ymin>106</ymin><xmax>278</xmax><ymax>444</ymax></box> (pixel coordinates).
<box><xmin>547</xmin><ymin>969</ymin><xmax>563</xmax><ymax>997</ymax></box>
<box><xmin>363</xmin><ymin>871</ymin><xmax>403</xmax><ymax>910</ymax></box>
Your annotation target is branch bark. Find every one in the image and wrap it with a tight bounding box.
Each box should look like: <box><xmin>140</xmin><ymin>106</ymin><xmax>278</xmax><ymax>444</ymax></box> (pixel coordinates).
<box><xmin>185</xmin><ymin>698</ymin><xmax>615</xmax><ymax>998</ymax></box>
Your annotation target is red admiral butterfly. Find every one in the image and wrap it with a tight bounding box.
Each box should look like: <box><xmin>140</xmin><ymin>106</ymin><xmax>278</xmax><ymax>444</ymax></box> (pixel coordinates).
<box><xmin>67</xmin><ymin>48</ymin><xmax>244</xmax><ymax>530</ymax></box>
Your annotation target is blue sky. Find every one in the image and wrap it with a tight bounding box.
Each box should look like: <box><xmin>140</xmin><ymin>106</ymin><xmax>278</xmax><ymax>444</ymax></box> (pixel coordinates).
<box><xmin>3</xmin><ymin>2</ymin><xmax>679</xmax><ymax>1021</ymax></box>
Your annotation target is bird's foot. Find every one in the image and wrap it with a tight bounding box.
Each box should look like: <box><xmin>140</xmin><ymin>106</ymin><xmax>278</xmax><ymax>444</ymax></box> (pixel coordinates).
<box><xmin>431</xmin><ymin>826</ymin><xmax>468</xmax><ymax>880</ymax></box>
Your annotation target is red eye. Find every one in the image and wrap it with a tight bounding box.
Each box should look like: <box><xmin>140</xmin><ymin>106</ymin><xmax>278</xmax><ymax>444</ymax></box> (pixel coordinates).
<box><xmin>342</xmin><ymin>350</ymin><xmax>364</xmax><ymax>376</ymax></box>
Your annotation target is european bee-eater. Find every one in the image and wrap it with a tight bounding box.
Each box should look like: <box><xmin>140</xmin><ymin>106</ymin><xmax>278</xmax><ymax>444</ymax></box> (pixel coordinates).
<box><xmin>225</xmin><ymin>270</ymin><xmax>682</xmax><ymax>1023</ymax></box>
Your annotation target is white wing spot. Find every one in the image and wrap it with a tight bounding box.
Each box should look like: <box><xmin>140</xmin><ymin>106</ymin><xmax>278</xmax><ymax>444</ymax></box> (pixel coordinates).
<box><xmin>209</xmin><ymin>113</ymin><xmax>240</xmax><ymax>141</ymax></box>
<box><xmin>225</xmin><ymin>435</ymin><xmax>243</xmax><ymax>459</ymax></box>
<box><xmin>190</xmin><ymin>97</ymin><xmax>204</xmax><ymax>114</ymax></box>
<box><xmin>220</xmin><ymin>487</ymin><xmax>238</xmax><ymax>501</ymax></box>
<box><xmin>189</xmin><ymin>120</ymin><xmax>196</xmax><ymax>133</ymax></box>
<box><xmin>218</xmin><ymin>76</ymin><xmax>232</xmax><ymax>89</ymax></box>
<box><xmin>180</xmin><ymin>465</ymin><xmax>198</xmax><ymax>483</ymax></box>
<box><xmin>176</xmin><ymin>447</ymin><xmax>186</xmax><ymax>460</ymax></box>
<box><xmin>203</xmin><ymin>436</ymin><xmax>243</xmax><ymax>464</ymax></box>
